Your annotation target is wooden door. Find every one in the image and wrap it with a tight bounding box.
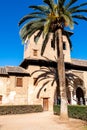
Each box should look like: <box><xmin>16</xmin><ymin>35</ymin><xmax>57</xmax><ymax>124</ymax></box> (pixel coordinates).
<box><xmin>43</xmin><ymin>98</ymin><xmax>49</xmax><ymax>111</ymax></box>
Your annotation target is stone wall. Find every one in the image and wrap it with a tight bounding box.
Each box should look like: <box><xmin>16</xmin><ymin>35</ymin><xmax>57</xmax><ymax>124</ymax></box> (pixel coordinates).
<box><xmin>24</xmin><ymin>32</ymin><xmax>71</xmax><ymax>63</ymax></box>
<box><xmin>0</xmin><ymin>75</ymin><xmax>29</xmax><ymax>105</ymax></box>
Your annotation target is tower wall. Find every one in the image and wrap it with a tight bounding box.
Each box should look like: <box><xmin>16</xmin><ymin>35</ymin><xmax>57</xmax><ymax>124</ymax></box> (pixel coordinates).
<box><xmin>24</xmin><ymin>32</ymin><xmax>71</xmax><ymax>63</ymax></box>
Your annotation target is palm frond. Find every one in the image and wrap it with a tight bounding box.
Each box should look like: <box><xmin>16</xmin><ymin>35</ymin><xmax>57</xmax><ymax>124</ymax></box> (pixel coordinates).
<box><xmin>79</xmin><ymin>2</ymin><xmax>87</xmax><ymax>7</ymax></box>
<box><xmin>31</xmin><ymin>69</ymin><xmax>51</xmax><ymax>79</ymax></box>
<box><xmin>36</xmin><ymin>77</ymin><xmax>48</xmax><ymax>84</ymax></box>
<box><xmin>25</xmin><ymin>25</ymin><xmax>43</xmax><ymax>39</ymax></box>
<box><xmin>51</xmin><ymin>79</ymin><xmax>55</xmax><ymax>86</ymax></box>
<box><xmin>43</xmin><ymin>0</ymin><xmax>54</xmax><ymax>11</ymax></box>
<box><xmin>34</xmin><ymin>30</ymin><xmax>43</xmax><ymax>43</ymax></box>
<box><xmin>19</xmin><ymin>14</ymin><xmax>42</xmax><ymax>26</ymax></box>
<box><xmin>73</xmin><ymin>21</ymin><xmax>79</xmax><ymax>25</ymax></box>
<box><xmin>37</xmin><ymin>80</ymin><xmax>50</xmax><ymax>98</ymax></box>
<box><xmin>69</xmin><ymin>2</ymin><xmax>87</xmax><ymax>13</ymax></box>
<box><xmin>20</xmin><ymin>22</ymin><xmax>44</xmax><ymax>41</ymax></box>
<box><xmin>43</xmin><ymin>19</ymin><xmax>51</xmax><ymax>36</ymax></box>
<box><xmin>33</xmin><ymin>72</ymin><xmax>51</xmax><ymax>85</ymax></box>
<box><xmin>29</xmin><ymin>5</ymin><xmax>50</xmax><ymax>13</ymax></box>
<box><xmin>64</xmin><ymin>31</ymin><xmax>72</xmax><ymax>49</ymax></box>
<box><xmin>61</xmin><ymin>0</ymin><xmax>66</xmax><ymax>5</ymax></box>
<box><xmin>41</xmin><ymin>33</ymin><xmax>50</xmax><ymax>56</ymax></box>
<box><xmin>65</xmin><ymin>0</ymin><xmax>78</xmax><ymax>9</ymax></box>
<box><xmin>58</xmin><ymin>0</ymin><xmax>66</xmax><ymax>8</ymax></box>
<box><xmin>72</xmin><ymin>9</ymin><xmax>87</xmax><ymax>14</ymax></box>
<box><xmin>61</xmin><ymin>13</ymin><xmax>74</xmax><ymax>29</ymax></box>
<box><xmin>72</xmin><ymin>15</ymin><xmax>87</xmax><ymax>21</ymax></box>
<box><xmin>20</xmin><ymin>19</ymin><xmax>45</xmax><ymax>39</ymax></box>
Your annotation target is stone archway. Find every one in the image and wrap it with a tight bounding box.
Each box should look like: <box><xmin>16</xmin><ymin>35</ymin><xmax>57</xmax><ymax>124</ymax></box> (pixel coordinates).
<box><xmin>76</xmin><ymin>87</ymin><xmax>85</xmax><ymax>105</ymax></box>
<box><xmin>66</xmin><ymin>71</ymin><xmax>86</xmax><ymax>105</ymax></box>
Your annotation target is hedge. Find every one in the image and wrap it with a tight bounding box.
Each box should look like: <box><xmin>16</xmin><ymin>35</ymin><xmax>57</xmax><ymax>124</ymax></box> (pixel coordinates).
<box><xmin>0</xmin><ymin>105</ymin><xmax>43</xmax><ymax>115</ymax></box>
<box><xmin>54</xmin><ymin>105</ymin><xmax>87</xmax><ymax>121</ymax></box>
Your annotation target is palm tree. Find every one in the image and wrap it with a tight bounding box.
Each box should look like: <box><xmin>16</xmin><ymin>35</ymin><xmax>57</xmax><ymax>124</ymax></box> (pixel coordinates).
<box><xmin>19</xmin><ymin>0</ymin><xmax>87</xmax><ymax>120</ymax></box>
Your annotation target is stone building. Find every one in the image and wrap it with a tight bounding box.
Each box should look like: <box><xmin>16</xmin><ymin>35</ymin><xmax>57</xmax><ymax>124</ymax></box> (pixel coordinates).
<box><xmin>0</xmin><ymin>66</ymin><xmax>29</xmax><ymax>105</ymax></box>
<box><xmin>0</xmin><ymin>31</ymin><xmax>87</xmax><ymax>111</ymax></box>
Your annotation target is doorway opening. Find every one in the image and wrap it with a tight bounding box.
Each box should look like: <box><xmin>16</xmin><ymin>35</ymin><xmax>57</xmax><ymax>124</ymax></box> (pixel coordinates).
<box><xmin>76</xmin><ymin>87</ymin><xmax>85</xmax><ymax>105</ymax></box>
<box><xmin>43</xmin><ymin>98</ymin><xmax>49</xmax><ymax>111</ymax></box>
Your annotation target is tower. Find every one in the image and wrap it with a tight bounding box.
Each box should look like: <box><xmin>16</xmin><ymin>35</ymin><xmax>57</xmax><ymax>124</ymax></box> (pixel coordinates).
<box><xmin>24</xmin><ymin>31</ymin><xmax>72</xmax><ymax>63</ymax></box>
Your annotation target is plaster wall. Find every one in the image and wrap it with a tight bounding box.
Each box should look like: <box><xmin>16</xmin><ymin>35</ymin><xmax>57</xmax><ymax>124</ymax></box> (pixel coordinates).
<box><xmin>24</xmin><ymin>32</ymin><xmax>71</xmax><ymax>62</ymax></box>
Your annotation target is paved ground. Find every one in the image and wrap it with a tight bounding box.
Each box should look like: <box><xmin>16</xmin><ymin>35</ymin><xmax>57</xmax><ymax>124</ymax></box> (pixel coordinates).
<box><xmin>0</xmin><ymin>112</ymin><xmax>86</xmax><ymax>130</ymax></box>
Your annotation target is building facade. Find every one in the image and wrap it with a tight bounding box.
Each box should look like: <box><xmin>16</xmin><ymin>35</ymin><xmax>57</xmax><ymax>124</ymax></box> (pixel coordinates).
<box><xmin>0</xmin><ymin>32</ymin><xmax>87</xmax><ymax>111</ymax></box>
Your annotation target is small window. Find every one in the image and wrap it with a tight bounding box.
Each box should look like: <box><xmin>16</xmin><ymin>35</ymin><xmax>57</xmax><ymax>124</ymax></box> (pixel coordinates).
<box><xmin>33</xmin><ymin>78</ymin><xmax>38</xmax><ymax>86</ymax></box>
<box><xmin>51</xmin><ymin>39</ymin><xmax>55</xmax><ymax>50</ymax></box>
<box><xmin>33</xmin><ymin>49</ymin><xmax>38</xmax><ymax>56</ymax></box>
<box><xmin>0</xmin><ymin>95</ymin><xmax>2</xmax><ymax>103</ymax></box>
<box><xmin>16</xmin><ymin>77</ymin><xmax>23</xmax><ymax>87</ymax></box>
<box><xmin>63</xmin><ymin>42</ymin><xmax>66</xmax><ymax>50</ymax></box>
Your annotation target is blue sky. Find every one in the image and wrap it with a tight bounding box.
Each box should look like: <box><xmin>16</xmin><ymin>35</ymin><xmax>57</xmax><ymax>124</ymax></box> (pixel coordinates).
<box><xmin>0</xmin><ymin>0</ymin><xmax>87</xmax><ymax>66</ymax></box>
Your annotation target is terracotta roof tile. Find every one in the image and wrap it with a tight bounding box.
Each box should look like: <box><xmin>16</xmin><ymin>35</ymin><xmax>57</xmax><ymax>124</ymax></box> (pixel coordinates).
<box><xmin>72</xmin><ymin>59</ymin><xmax>87</xmax><ymax>67</ymax></box>
<box><xmin>0</xmin><ymin>67</ymin><xmax>8</xmax><ymax>75</ymax></box>
<box><xmin>0</xmin><ymin>66</ymin><xmax>29</xmax><ymax>76</ymax></box>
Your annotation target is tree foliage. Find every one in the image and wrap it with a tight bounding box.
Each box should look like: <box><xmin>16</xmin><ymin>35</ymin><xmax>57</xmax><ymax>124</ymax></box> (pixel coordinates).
<box><xmin>19</xmin><ymin>0</ymin><xmax>87</xmax><ymax>54</ymax></box>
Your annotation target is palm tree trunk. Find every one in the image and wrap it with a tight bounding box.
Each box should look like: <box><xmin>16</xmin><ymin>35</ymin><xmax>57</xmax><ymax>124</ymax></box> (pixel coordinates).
<box><xmin>56</xmin><ymin>28</ymin><xmax>68</xmax><ymax>120</ymax></box>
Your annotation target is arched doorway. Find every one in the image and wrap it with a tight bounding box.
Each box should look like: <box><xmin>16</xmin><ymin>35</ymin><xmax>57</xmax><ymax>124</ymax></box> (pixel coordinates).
<box><xmin>76</xmin><ymin>87</ymin><xmax>85</xmax><ymax>105</ymax></box>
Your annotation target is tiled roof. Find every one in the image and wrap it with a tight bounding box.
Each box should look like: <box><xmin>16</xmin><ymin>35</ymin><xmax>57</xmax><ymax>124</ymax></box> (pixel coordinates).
<box><xmin>0</xmin><ymin>67</ymin><xmax>8</xmax><ymax>75</ymax></box>
<box><xmin>0</xmin><ymin>66</ymin><xmax>29</xmax><ymax>76</ymax></box>
<box><xmin>72</xmin><ymin>59</ymin><xmax>87</xmax><ymax>67</ymax></box>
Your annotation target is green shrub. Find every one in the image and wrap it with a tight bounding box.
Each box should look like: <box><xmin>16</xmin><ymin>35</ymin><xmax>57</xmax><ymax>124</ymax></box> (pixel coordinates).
<box><xmin>68</xmin><ymin>105</ymin><xmax>87</xmax><ymax>121</ymax></box>
<box><xmin>53</xmin><ymin>105</ymin><xmax>60</xmax><ymax>115</ymax></box>
<box><xmin>0</xmin><ymin>105</ymin><xmax>43</xmax><ymax>115</ymax></box>
<box><xmin>54</xmin><ymin>105</ymin><xmax>87</xmax><ymax>121</ymax></box>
